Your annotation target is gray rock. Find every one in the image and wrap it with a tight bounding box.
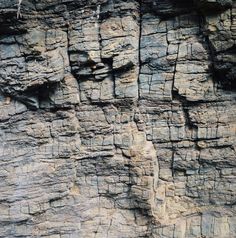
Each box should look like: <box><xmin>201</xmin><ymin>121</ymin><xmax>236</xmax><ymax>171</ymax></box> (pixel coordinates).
<box><xmin>0</xmin><ymin>0</ymin><xmax>235</xmax><ymax>237</ymax></box>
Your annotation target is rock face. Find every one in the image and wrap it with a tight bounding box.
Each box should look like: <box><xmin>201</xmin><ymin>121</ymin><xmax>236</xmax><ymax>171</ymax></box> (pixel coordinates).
<box><xmin>0</xmin><ymin>0</ymin><xmax>235</xmax><ymax>237</ymax></box>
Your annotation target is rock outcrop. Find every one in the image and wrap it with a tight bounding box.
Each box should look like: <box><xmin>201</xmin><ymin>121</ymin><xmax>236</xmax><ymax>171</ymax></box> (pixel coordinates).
<box><xmin>0</xmin><ymin>0</ymin><xmax>235</xmax><ymax>237</ymax></box>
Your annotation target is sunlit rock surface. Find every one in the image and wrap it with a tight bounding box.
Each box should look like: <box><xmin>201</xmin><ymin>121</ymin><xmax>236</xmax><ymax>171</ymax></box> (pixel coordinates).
<box><xmin>0</xmin><ymin>0</ymin><xmax>235</xmax><ymax>237</ymax></box>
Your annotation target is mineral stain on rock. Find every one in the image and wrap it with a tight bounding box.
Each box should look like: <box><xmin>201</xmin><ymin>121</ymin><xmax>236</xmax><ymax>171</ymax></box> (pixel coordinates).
<box><xmin>0</xmin><ymin>0</ymin><xmax>235</xmax><ymax>237</ymax></box>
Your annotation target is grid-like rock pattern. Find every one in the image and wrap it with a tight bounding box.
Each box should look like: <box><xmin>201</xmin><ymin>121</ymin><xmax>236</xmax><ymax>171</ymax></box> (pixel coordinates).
<box><xmin>0</xmin><ymin>0</ymin><xmax>235</xmax><ymax>237</ymax></box>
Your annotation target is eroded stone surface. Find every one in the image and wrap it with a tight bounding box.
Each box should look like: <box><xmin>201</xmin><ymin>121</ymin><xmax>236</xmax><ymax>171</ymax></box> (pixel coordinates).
<box><xmin>0</xmin><ymin>0</ymin><xmax>235</xmax><ymax>237</ymax></box>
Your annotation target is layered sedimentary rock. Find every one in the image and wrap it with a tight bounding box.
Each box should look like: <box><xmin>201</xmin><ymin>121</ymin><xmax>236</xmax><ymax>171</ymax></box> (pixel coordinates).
<box><xmin>0</xmin><ymin>0</ymin><xmax>235</xmax><ymax>237</ymax></box>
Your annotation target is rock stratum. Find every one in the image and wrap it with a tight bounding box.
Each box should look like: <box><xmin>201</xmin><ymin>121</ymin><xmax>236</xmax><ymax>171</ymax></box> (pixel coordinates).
<box><xmin>0</xmin><ymin>0</ymin><xmax>235</xmax><ymax>237</ymax></box>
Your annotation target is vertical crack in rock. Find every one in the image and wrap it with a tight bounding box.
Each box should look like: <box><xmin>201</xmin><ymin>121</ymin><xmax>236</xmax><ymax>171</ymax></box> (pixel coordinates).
<box><xmin>138</xmin><ymin>0</ymin><xmax>143</xmax><ymax>99</ymax></box>
<box><xmin>171</xmin><ymin>42</ymin><xmax>180</xmax><ymax>99</ymax></box>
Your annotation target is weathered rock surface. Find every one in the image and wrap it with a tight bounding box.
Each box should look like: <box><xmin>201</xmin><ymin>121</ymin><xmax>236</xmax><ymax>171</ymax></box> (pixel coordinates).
<box><xmin>0</xmin><ymin>0</ymin><xmax>235</xmax><ymax>237</ymax></box>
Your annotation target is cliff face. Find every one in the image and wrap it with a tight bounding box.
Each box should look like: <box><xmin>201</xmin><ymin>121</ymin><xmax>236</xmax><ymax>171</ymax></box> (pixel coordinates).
<box><xmin>0</xmin><ymin>0</ymin><xmax>235</xmax><ymax>237</ymax></box>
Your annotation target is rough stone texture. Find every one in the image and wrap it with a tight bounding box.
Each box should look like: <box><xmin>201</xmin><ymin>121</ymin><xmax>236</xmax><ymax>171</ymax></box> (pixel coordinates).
<box><xmin>0</xmin><ymin>0</ymin><xmax>235</xmax><ymax>237</ymax></box>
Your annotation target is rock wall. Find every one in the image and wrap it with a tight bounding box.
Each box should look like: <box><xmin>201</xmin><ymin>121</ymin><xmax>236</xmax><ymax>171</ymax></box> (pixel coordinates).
<box><xmin>0</xmin><ymin>0</ymin><xmax>235</xmax><ymax>237</ymax></box>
